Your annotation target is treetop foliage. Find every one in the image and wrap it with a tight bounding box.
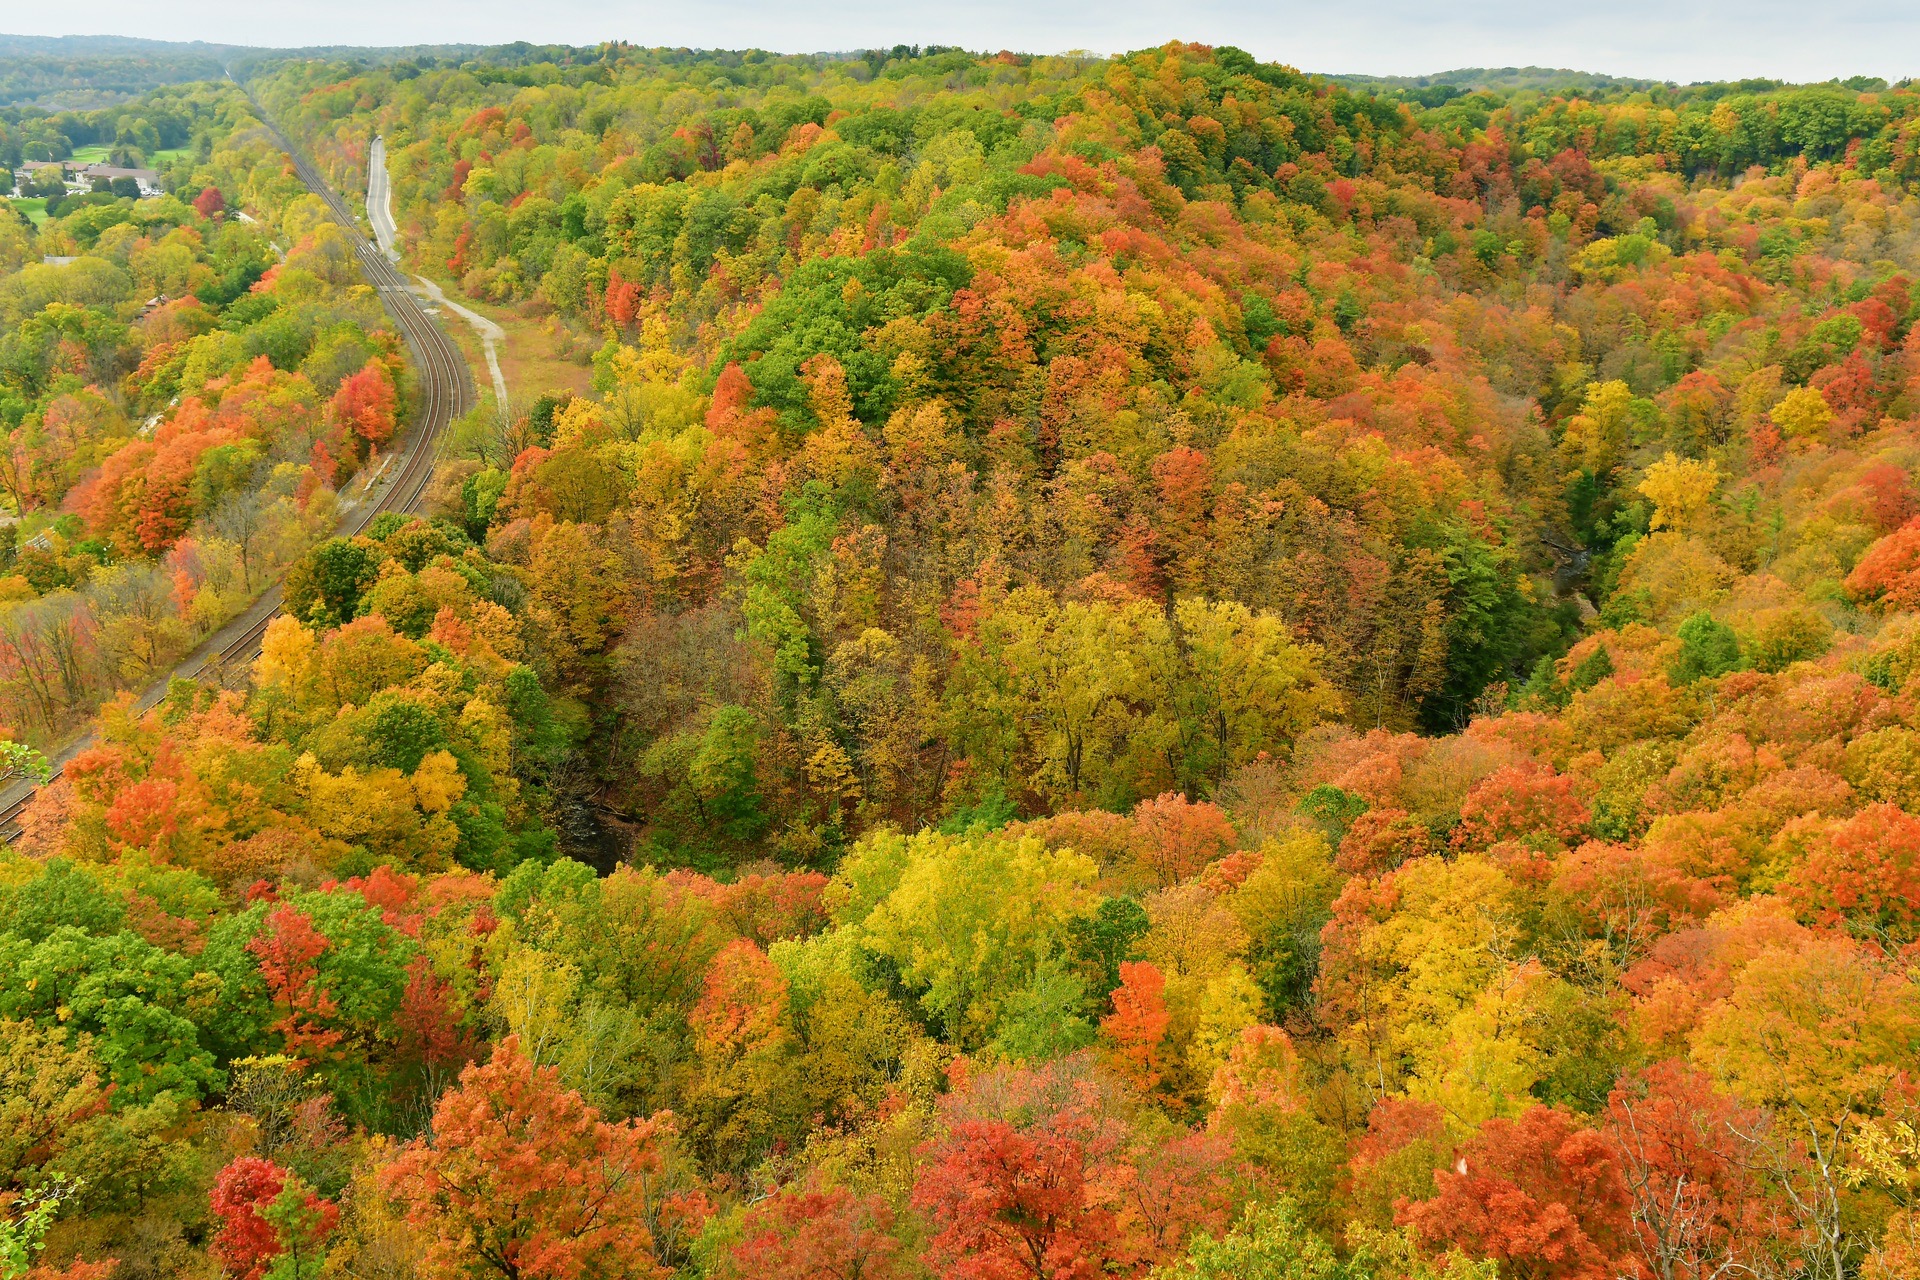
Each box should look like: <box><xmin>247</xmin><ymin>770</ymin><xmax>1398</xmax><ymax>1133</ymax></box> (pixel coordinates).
<box><xmin>5</xmin><ymin>38</ymin><xmax>1920</xmax><ymax>1280</ymax></box>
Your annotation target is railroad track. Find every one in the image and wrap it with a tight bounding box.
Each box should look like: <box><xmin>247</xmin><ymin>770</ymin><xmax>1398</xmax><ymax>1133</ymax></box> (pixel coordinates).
<box><xmin>0</xmin><ymin>102</ymin><xmax>473</xmax><ymax>833</ymax></box>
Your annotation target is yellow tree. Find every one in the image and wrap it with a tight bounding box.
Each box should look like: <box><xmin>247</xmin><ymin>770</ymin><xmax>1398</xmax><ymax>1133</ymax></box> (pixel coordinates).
<box><xmin>1693</xmin><ymin>939</ymin><xmax>1920</xmax><ymax>1280</ymax></box>
<box><xmin>951</xmin><ymin>588</ymin><xmax>1164</xmax><ymax>806</ymax></box>
<box><xmin>1771</xmin><ymin>386</ymin><xmax>1833</xmax><ymax>440</ymax></box>
<box><xmin>845</xmin><ymin>827</ymin><xmax>1096</xmax><ymax>1047</ymax></box>
<box><xmin>1314</xmin><ymin>854</ymin><xmax>1522</xmax><ymax>1098</ymax></box>
<box><xmin>525</xmin><ymin>520</ymin><xmax>626</xmax><ymax>690</ymax></box>
<box><xmin>1559</xmin><ymin>380</ymin><xmax>1640</xmax><ymax>479</ymax></box>
<box><xmin>1154</xmin><ymin>597</ymin><xmax>1339</xmax><ymax>792</ymax></box>
<box><xmin>1639</xmin><ymin>453</ymin><xmax>1722</xmax><ymax>536</ymax></box>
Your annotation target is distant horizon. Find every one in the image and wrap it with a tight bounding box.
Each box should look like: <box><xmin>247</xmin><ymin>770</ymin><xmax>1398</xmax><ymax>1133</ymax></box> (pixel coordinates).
<box><xmin>0</xmin><ymin>35</ymin><xmax>1734</xmax><ymax>90</ymax></box>
<box><xmin>0</xmin><ymin>30</ymin><xmax>1902</xmax><ymax>95</ymax></box>
<box><xmin>0</xmin><ymin>0</ymin><xmax>1914</xmax><ymax>88</ymax></box>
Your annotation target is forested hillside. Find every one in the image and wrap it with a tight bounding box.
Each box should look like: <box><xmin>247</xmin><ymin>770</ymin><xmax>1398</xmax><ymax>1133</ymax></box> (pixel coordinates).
<box><xmin>4</xmin><ymin>41</ymin><xmax>1920</xmax><ymax>1280</ymax></box>
<box><xmin>0</xmin><ymin>83</ymin><xmax>414</xmax><ymax>744</ymax></box>
<box><xmin>0</xmin><ymin>36</ymin><xmax>231</xmax><ymax>110</ymax></box>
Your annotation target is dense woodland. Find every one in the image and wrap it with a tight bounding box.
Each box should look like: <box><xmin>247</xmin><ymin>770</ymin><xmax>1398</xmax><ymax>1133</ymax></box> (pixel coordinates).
<box><xmin>1</xmin><ymin>39</ymin><xmax>1919</xmax><ymax>1280</ymax></box>
<box><xmin>0</xmin><ymin>83</ymin><xmax>412</xmax><ymax>742</ymax></box>
<box><xmin>0</xmin><ymin>37</ymin><xmax>229</xmax><ymax>111</ymax></box>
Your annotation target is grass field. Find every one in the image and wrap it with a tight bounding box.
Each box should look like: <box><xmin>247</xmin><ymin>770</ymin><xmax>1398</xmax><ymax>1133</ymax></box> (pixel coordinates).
<box><xmin>8</xmin><ymin>197</ymin><xmax>48</xmax><ymax>226</ymax></box>
<box><xmin>150</xmin><ymin>147</ymin><xmax>193</xmax><ymax>166</ymax></box>
<box><xmin>67</xmin><ymin>145</ymin><xmax>109</xmax><ymax>164</ymax></box>
<box><xmin>422</xmin><ymin>280</ymin><xmax>596</xmax><ymax>417</ymax></box>
<box><xmin>470</xmin><ymin>296</ymin><xmax>598</xmax><ymax>408</ymax></box>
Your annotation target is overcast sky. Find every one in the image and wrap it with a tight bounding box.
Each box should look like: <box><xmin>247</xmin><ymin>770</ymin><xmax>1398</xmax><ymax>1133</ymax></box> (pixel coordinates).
<box><xmin>9</xmin><ymin>0</ymin><xmax>1918</xmax><ymax>86</ymax></box>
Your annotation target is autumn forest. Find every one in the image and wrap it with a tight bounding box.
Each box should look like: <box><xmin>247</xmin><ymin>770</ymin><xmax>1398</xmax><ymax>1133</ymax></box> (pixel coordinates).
<box><xmin>0</xmin><ymin>36</ymin><xmax>1919</xmax><ymax>1280</ymax></box>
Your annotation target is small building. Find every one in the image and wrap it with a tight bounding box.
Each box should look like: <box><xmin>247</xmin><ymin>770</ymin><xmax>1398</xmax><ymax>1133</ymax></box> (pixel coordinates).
<box><xmin>10</xmin><ymin>165</ymin><xmax>64</xmax><ymax>197</ymax></box>
<box><xmin>60</xmin><ymin>162</ymin><xmax>163</xmax><ymax>197</ymax></box>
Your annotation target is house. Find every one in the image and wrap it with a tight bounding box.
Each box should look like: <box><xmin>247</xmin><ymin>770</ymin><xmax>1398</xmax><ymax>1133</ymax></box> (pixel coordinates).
<box><xmin>10</xmin><ymin>165</ymin><xmax>64</xmax><ymax>198</ymax></box>
<box><xmin>60</xmin><ymin>162</ymin><xmax>164</xmax><ymax>197</ymax></box>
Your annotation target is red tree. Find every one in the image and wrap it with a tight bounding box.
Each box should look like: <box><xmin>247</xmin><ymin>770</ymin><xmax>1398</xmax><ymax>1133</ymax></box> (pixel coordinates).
<box><xmin>1845</xmin><ymin>517</ymin><xmax>1920</xmax><ymax>611</ymax></box>
<box><xmin>704</xmin><ymin>361</ymin><xmax>776</xmax><ymax>452</ymax></box>
<box><xmin>1785</xmin><ymin>803</ymin><xmax>1920</xmax><ymax>942</ymax></box>
<box><xmin>689</xmin><ymin>938</ymin><xmax>789</xmax><ymax>1060</ymax></box>
<box><xmin>330</xmin><ymin>364</ymin><xmax>399</xmax><ymax>446</ymax></box>
<box><xmin>1150</xmin><ymin>445</ymin><xmax>1214</xmax><ymax>587</ymax></box>
<box><xmin>1336</xmin><ymin>806</ymin><xmax>1435</xmax><ymax>875</ymax></box>
<box><xmin>1131</xmin><ymin>793</ymin><xmax>1237</xmax><ymax>887</ymax></box>
<box><xmin>729</xmin><ymin>1179</ymin><xmax>901</xmax><ymax>1280</ymax></box>
<box><xmin>193</xmin><ymin>186</ymin><xmax>225</xmax><ymax>218</ymax></box>
<box><xmin>23</xmin><ymin>1260</ymin><xmax>119</xmax><ymax>1280</ymax></box>
<box><xmin>209</xmin><ymin>1157</ymin><xmax>338</xmax><ymax>1280</ymax></box>
<box><xmin>246</xmin><ymin>905</ymin><xmax>342</xmax><ymax>1059</ymax></box>
<box><xmin>1100</xmin><ymin>961</ymin><xmax>1171</xmax><ymax>1093</ymax></box>
<box><xmin>1114</xmin><ymin>1129</ymin><xmax>1241</xmax><ymax>1267</ymax></box>
<box><xmin>1604</xmin><ymin>1062</ymin><xmax>1791</xmax><ymax>1280</ymax></box>
<box><xmin>395</xmin><ymin>953</ymin><xmax>476</xmax><ymax>1070</ymax></box>
<box><xmin>667</xmin><ymin>869</ymin><xmax>830</xmax><ymax>949</ymax></box>
<box><xmin>913</xmin><ymin>1115</ymin><xmax>1119</xmax><ymax>1280</ymax></box>
<box><xmin>915</xmin><ymin>1054</ymin><xmax>1238</xmax><ymax>1279</ymax></box>
<box><xmin>345</xmin><ymin>864</ymin><xmax>420</xmax><ymax>932</ymax></box>
<box><xmin>1452</xmin><ymin>762</ymin><xmax>1590</xmax><ymax>853</ymax></box>
<box><xmin>1398</xmin><ymin>1105</ymin><xmax>1632</xmax><ymax>1280</ymax></box>
<box><xmin>1858</xmin><ymin>462</ymin><xmax>1918</xmax><ymax>533</ymax></box>
<box><xmin>381</xmin><ymin>1037</ymin><xmax>668</xmax><ymax>1280</ymax></box>
<box><xmin>604</xmin><ymin>270</ymin><xmax>642</xmax><ymax>328</ymax></box>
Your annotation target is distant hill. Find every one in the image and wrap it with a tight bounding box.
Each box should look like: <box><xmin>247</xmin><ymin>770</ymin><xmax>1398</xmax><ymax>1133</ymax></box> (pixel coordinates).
<box><xmin>1325</xmin><ymin>65</ymin><xmax>1670</xmax><ymax>105</ymax></box>
<box><xmin>0</xmin><ymin>37</ymin><xmax>1902</xmax><ymax>114</ymax></box>
<box><xmin>0</xmin><ymin>35</ymin><xmax>235</xmax><ymax>108</ymax></box>
<box><xmin>0</xmin><ymin>34</ymin><xmax>243</xmax><ymax>58</ymax></box>
<box><xmin>1326</xmin><ymin>64</ymin><xmax>1905</xmax><ymax>110</ymax></box>
<box><xmin>0</xmin><ymin>34</ymin><xmax>620</xmax><ymax>107</ymax></box>
<box><xmin>1333</xmin><ymin>64</ymin><xmax>1664</xmax><ymax>89</ymax></box>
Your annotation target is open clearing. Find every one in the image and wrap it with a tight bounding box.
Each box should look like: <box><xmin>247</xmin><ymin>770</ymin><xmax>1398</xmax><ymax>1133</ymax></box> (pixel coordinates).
<box><xmin>421</xmin><ymin>278</ymin><xmax>595</xmax><ymax>417</ymax></box>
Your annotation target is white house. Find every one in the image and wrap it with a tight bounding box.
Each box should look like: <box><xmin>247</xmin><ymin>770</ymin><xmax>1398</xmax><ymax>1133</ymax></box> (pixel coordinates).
<box><xmin>61</xmin><ymin>162</ymin><xmax>164</xmax><ymax>197</ymax></box>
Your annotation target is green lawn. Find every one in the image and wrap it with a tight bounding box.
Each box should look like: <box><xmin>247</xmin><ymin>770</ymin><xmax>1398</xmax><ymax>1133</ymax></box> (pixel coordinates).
<box><xmin>151</xmin><ymin>147</ymin><xmax>192</xmax><ymax>166</ymax></box>
<box><xmin>9</xmin><ymin>197</ymin><xmax>48</xmax><ymax>226</ymax></box>
<box><xmin>67</xmin><ymin>145</ymin><xmax>109</xmax><ymax>164</ymax></box>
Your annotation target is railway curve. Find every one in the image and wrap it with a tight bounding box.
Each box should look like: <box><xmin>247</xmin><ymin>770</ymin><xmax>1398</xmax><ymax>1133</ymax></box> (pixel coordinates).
<box><xmin>0</xmin><ymin>102</ymin><xmax>473</xmax><ymax>832</ymax></box>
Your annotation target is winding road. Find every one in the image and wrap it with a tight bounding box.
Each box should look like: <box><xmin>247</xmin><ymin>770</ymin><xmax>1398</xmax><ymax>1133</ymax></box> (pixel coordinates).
<box><xmin>0</xmin><ymin>104</ymin><xmax>474</xmax><ymax>831</ymax></box>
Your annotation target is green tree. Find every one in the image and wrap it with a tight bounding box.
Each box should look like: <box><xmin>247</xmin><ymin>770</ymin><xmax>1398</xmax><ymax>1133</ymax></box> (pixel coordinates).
<box><xmin>0</xmin><ymin>926</ymin><xmax>219</xmax><ymax>1103</ymax></box>
<box><xmin>842</xmin><ymin>827</ymin><xmax>1097</xmax><ymax>1047</ymax></box>
<box><xmin>0</xmin><ymin>739</ymin><xmax>49</xmax><ymax>789</ymax></box>
<box><xmin>0</xmin><ymin>1177</ymin><xmax>87</xmax><ymax>1280</ymax></box>
<box><xmin>284</xmin><ymin>537</ymin><xmax>381</xmax><ymax>627</ymax></box>
<box><xmin>1067</xmin><ymin>896</ymin><xmax>1151</xmax><ymax>1007</ymax></box>
<box><xmin>202</xmin><ymin>889</ymin><xmax>415</xmax><ymax>1107</ymax></box>
<box><xmin>1159</xmin><ymin>1201</ymin><xmax>1350</xmax><ymax>1280</ymax></box>
<box><xmin>1669</xmin><ymin>611</ymin><xmax>1744</xmax><ymax>685</ymax></box>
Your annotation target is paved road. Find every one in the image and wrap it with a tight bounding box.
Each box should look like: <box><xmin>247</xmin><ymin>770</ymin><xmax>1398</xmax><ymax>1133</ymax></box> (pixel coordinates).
<box><xmin>0</xmin><ymin>105</ymin><xmax>474</xmax><ymax>831</ymax></box>
<box><xmin>366</xmin><ymin>135</ymin><xmax>404</xmax><ymax>265</ymax></box>
<box><xmin>369</xmin><ymin>135</ymin><xmax>509</xmax><ymax>417</ymax></box>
